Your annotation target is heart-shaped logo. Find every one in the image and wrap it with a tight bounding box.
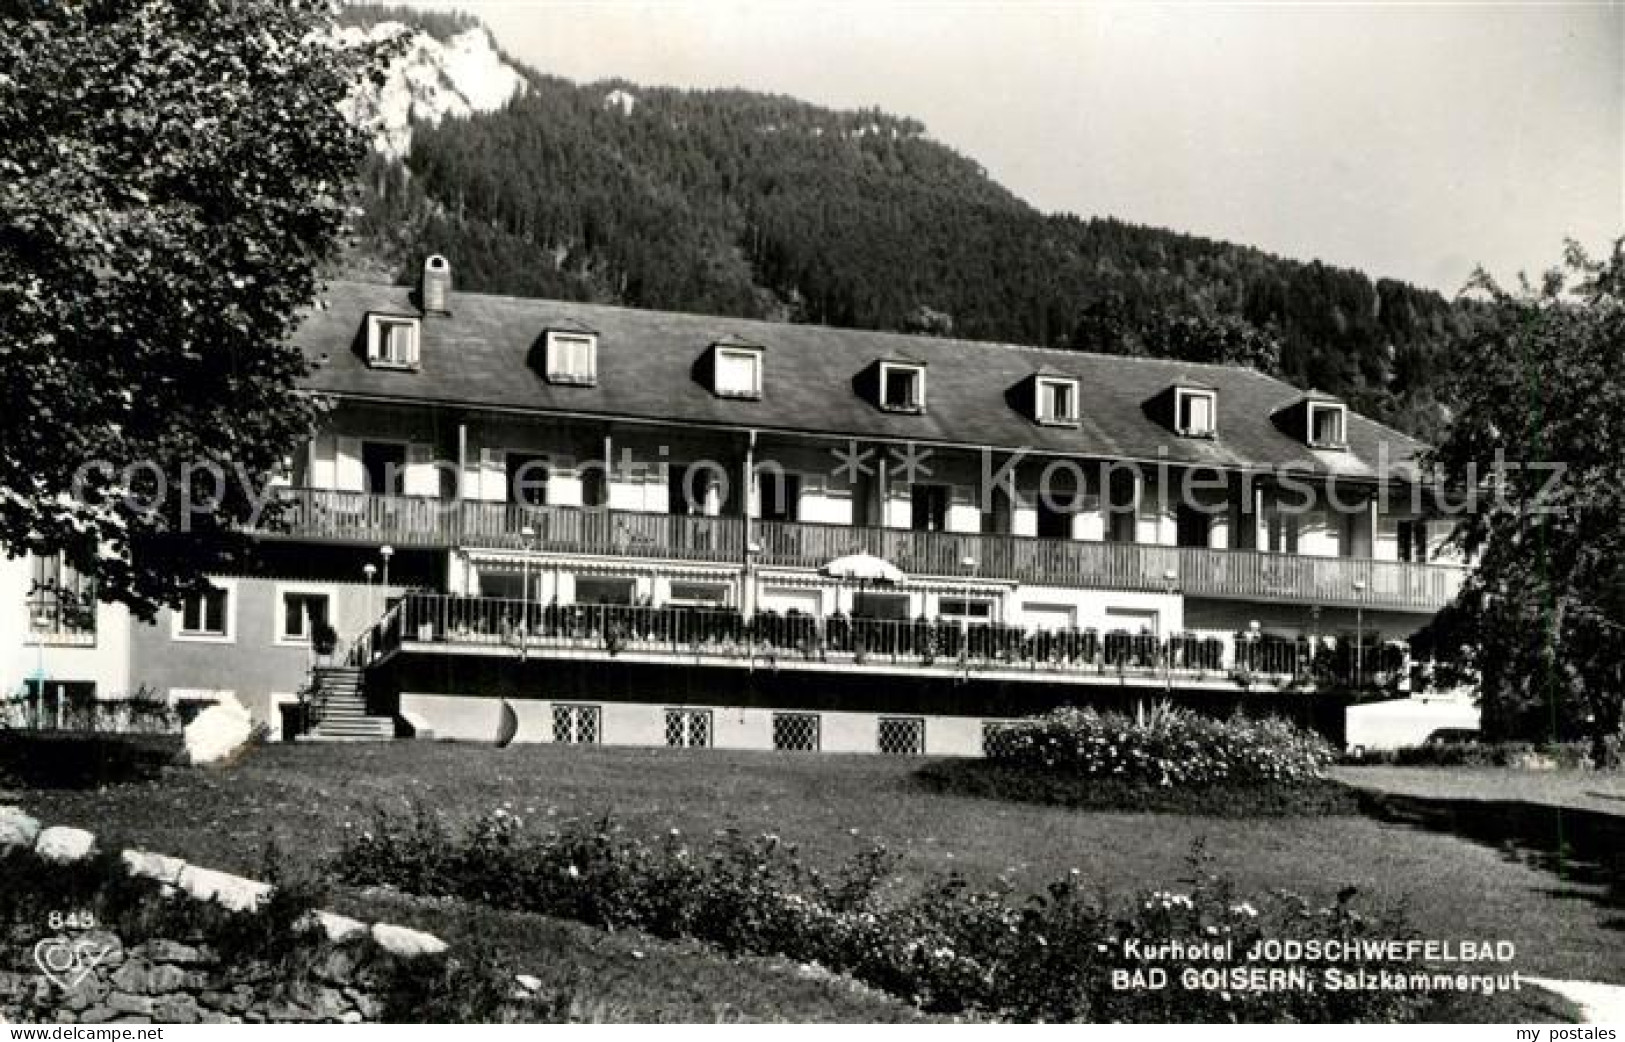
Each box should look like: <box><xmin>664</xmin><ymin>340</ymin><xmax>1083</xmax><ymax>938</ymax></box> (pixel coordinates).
<box><xmin>33</xmin><ymin>936</ymin><xmax>119</xmax><ymax>991</ymax></box>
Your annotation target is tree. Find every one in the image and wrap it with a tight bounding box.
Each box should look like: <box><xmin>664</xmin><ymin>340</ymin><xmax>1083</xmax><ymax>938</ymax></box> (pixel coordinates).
<box><xmin>0</xmin><ymin>0</ymin><xmax>392</xmax><ymax>619</ymax></box>
<box><xmin>1418</xmin><ymin>241</ymin><xmax>1625</xmax><ymax>764</ymax></box>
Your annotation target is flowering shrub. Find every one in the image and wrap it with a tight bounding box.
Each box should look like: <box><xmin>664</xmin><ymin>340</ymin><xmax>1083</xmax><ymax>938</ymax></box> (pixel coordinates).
<box><xmin>985</xmin><ymin>705</ymin><xmax>1336</xmax><ymax>787</ymax></box>
<box><xmin>334</xmin><ymin>807</ymin><xmax>1427</xmax><ymax>1022</ymax></box>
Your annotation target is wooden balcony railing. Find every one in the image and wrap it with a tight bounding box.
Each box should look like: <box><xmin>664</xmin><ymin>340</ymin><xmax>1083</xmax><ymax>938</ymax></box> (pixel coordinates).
<box><xmin>265</xmin><ymin>489</ymin><xmax>1463</xmax><ymax>611</ymax></box>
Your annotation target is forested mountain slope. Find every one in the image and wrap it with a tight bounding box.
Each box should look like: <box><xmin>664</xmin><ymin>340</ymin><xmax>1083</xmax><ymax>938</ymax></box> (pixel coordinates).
<box><xmin>341</xmin><ymin>7</ymin><xmax>1465</xmax><ymax>437</ymax></box>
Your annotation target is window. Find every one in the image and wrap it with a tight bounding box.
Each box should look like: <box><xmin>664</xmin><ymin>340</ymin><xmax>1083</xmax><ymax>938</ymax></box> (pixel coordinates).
<box><xmin>1022</xmin><ymin>602</ymin><xmax>1076</xmax><ymax>631</ymax></box>
<box><xmin>581</xmin><ymin>463</ymin><xmax>609</xmax><ymax>508</ymax></box>
<box><xmin>1266</xmin><ymin>510</ymin><xmax>1300</xmax><ymax>554</ymax></box>
<box><xmin>669</xmin><ymin>463</ymin><xmax>724</xmax><ymax>517</ymax></box>
<box><xmin>576</xmin><ymin>577</ymin><xmax>636</xmax><ymax>606</ymax></box>
<box><xmin>939</xmin><ymin>597</ymin><xmax>994</xmax><ymax>623</ymax></box>
<box><xmin>505</xmin><ymin>452</ymin><xmax>549</xmax><ymax>506</ymax></box>
<box><xmin>361</xmin><ymin>441</ymin><xmax>407</xmax><ymax>496</ymax></box>
<box><xmin>280</xmin><ymin>591</ymin><xmax>330</xmax><ymax>643</ymax></box>
<box><xmin>982</xmin><ymin>721</ymin><xmax>1018</xmax><ymax>758</ymax></box>
<box><xmin>667</xmin><ymin>582</ymin><xmax>729</xmax><ymax>607</ymax></box>
<box><xmin>878</xmin><ymin>717</ymin><xmax>925</xmax><ymax>756</ymax></box>
<box><xmin>880</xmin><ymin>362</ymin><xmax>926</xmax><ymax>412</ymax></box>
<box><xmin>1175</xmin><ymin>503</ymin><xmax>1211</xmax><ymax>548</ymax></box>
<box><xmin>552</xmin><ymin>704</ymin><xmax>601</xmax><ymax>745</ymax></box>
<box><xmin>1309</xmin><ymin>403</ymin><xmax>1347</xmax><ymax>448</ymax></box>
<box><xmin>911</xmin><ymin>484</ymin><xmax>949</xmax><ymax>532</ymax></box>
<box><xmin>177</xmin><ymin>585</ymin><xmax>231</xmax><ymax>640</ymax></box>
<box><xmin>853</xmin><ymin>592</ymin><xmax>909</xmax><ymax>620</ymax></box>
<box><xmin>1105</xmin><ymin>607</ymin><xmax>1159</xmax><ymax>636</ymax></box>
<box><xmin>366</xmin><ymin>315</ymin><xmax>420</xmax><ymax>369</ymax></box>
<box><xmin>1398</xmin><ymin>519</ymin><xmax>1429</xmax><ymax>563</ymax></box>
<box><xmin>1036</xmin><ymin>498</ymin><xmax>1073</xmax><ymax>540</ymax></box>
<box><xmin>545</xmin><ymin>331</ymin><xmax>598</xmax><ymax>385</ymax></box>
<box><xmin>27</xmin><ymin>554</ymin><xmax>95</xmax><ymax>643</ymax></box>
<box><xmin>713</xmin><ymin>347</ymin><xmax>763</xmax><ymax>398</ymax></box>
<box><xmin>758</xmin><ymin>471</ymin><xmax>801</xmax><ymax>522</ymax></box>
<box><xmin>1176</xmin><ymin>388</ymin><xmax>1216</xmax><ymax>437</ymax></box>
<box><xmin>772</xmin><ymin>712</ymin><xmax>820</xmax><ymax>752</ymax></box>
<box><xmin>665</xmin><ymin>708</ymin><xmax>712</xmax><ymax>748</ymax></box>
<box><xmin>1036</xmin><ymin>377</ymin><xmax>1080</xmax><ymax>425</ymax></box>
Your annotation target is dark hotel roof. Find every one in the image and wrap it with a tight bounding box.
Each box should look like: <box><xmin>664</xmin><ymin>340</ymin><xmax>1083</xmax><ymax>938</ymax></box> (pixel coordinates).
<box><xmin>294</xmin><ymin>280</ymin><xmax>1425</xmax><ymax>482</ymax></box>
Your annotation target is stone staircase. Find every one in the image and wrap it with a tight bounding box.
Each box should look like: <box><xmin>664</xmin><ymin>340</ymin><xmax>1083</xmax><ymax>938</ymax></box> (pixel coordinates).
<box><xmin>302</xmin><ymin>666</ymin><xmax>395</xmax><ymax>742</ymax></box>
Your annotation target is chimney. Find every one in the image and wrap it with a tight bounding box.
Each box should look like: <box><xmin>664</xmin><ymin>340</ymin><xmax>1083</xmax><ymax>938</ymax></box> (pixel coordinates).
<box><xmin>421</xmin><ymin>254</ymin><xmax>451</xmax><ymax>315</ymax></box>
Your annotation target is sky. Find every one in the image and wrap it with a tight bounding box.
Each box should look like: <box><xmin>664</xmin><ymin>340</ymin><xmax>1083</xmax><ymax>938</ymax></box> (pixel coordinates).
<box><xmin>394</xmin><ymin>0</ymin><xmax>1621</xmax><ymax>294</ymax></box>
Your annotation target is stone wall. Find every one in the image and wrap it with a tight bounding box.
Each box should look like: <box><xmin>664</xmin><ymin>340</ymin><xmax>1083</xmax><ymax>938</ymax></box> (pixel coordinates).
<box><xmin>2</xmin><ymin>932</ymin><xmax>382</xmax><ymax>1024</ymax></box>
<box><xmin>0</xmin><ymin>805</ymin><xmax>453</xmax><ymax>1025</ymax></box>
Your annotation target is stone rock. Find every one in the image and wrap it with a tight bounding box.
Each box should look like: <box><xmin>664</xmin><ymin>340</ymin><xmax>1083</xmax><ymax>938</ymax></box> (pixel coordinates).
<box><xmin>144</xmin><ymin>964</ymin><xmax>192</xmax><ymax>995</ymax></box>
<box><xmin>336</xmin><ymin>24</ymin><xmax>527</xmax><ymax>160</ymax></box>
<box><xmin>264</xmin><ymin>998</ymin><xmax>315</xmax><ymax>1022</ymax></box>
<box><xmin>341</xmin><ymin>1010</ymin><xmax>364</xmax><ymax>1024</ymax></box>
<box><xmin>34</xmin><ymin>826</ymin><xmax>96</xmax><ymax>864</ymax></box>
<box><xmin>369</xmin><ymin>922</ymin><xmax>448</xmax><ymax>958</ymax></box>
<box><xmin>310</xmin><ymin>985</ymin><xmax>352</xmax><ymax>1021</ymax></box>
<box><xmin>105</xmin><ymin>992</ymin><xmax>154</xmax><ymax>1017</ymax></box>
<box><xmin>57</xmin><ymin>973</ymin><xmax>108</xmax><ymax>1013</ymax></box>
<box><xmin>175</xmin><ymin>865</ymin><xmax>270</xmax><ymax>913</ymax></box>
<box><xmin>0</xmin><ymin>806</ymin><xmax>41</xmax><ymax>852</ymax></box>
<box><xmin>140</xmin><ymin>939</ymin><xmax>212</xmax><ymax>966</ymax></box>
<box><xmin>197</xmin><ymin>1009</ymin><xmax>236</xmax><ymax>1024</ymax></box>
<box><xmin>79</xmin><ymin>1005</ymin><xmax>119</xmax><ymax>1025</ymax></box>
<box><xmin>153</xmin><ymin>993</ymin><xmax>201</xmax><ymax>1024</ymax></box>
<box><xmin>343</xmin><ymin>986</ymin><xmax>382</xmax><ymax>1021</ymax></box>
<box><xmin>122</xmin><ymin>849</ymin><xmax>188</xmax><ymax>886</ymax></box>
<box><xmin>515</xmin><ymin>974</ymin><xmax>542</xmax><ymax>992</ymax></box>
<box><xmin>200</xmin><ymin>986</ymin><xmax>254</xmax><ymax>1015</ymax></box>
<box><xmin>311</xmin><ymin>946</ymin><xmax>360</xmax><ymax>986</ymax></box>
<box><xmin>306</xmin><ymin>910</ymin><xmax>367</xmax><ymax>943</ymax></box>
<box><xmin>109</xmin><ymin>960</ymin><xmax>152</xmax><ymax>995</ymax></box>
<box><xmin>75</xmin><ymin>931</ymin><xmax>125</xmax><ymax>971</ymax></box>
<box><xmin>182</xmin><ymin>696</ymin><xmax>255</xmax><ymax>766</ymax></box>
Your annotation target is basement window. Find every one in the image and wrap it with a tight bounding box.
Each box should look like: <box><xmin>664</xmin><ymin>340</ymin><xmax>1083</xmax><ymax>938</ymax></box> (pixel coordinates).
<box><xmin>366</xmin><ymin>315</ymin><xmax>420</xmax><ymax>370</ymax></box>
<box><xmin>545</xmin><ymin>330</ymin><xmax>598</xmax><ymax>386</ymax></box>
<box><xmin>1308</xmin><ymin>402</ymin><xmax>1348</xmax><ymax>449</ymax></box>
<box><xmin>880</xmin><ymin>362</ymin><xmax>926</xmax><ymax>413</ymax></box>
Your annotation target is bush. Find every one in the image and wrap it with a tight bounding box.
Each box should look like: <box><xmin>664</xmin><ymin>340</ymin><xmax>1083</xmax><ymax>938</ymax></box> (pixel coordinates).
<box><xmin>0</xmin><ymin>730</ymin><xmax>181</xmax><ymax>789</ymax></box>
<box><xmin>1343</xmin><ymin>738</ymin><xmax>1621</xmax><ymax>769</ymax></box>
<box><xmin>984</xmin><ymin>704</ymin><xmax>1336</xmax><ymax>787</ymax></box>
<box><xmin>914</xmin><ymin>761</ymin><xmax>1360</xmax><ymax>817</ymax></box>
<box><xmin>333</xmin><ymin>806</ymin><xmax>1427</xmax><ymax>1022</ymax></box>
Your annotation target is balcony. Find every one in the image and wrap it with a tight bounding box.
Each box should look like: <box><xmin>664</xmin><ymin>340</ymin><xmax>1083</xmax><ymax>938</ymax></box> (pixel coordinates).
<box><xmin>266</xmin><ymin>489</ymin><xmax>1463</xmax><ymax>612</ymax></box>
<box><xmin>355</xmin><ymin>593</ymin><xmax>1400</xmax><ymax>693</ymax></box>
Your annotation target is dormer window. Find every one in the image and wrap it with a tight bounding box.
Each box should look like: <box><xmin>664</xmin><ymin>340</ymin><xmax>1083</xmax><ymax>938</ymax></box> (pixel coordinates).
<box><xmin>545</xmin><ymin>330</ymin><xmax>597</xmax><ymax>386</ymax></box>
<box><xmin>712</xmin><ymin>344</ymin><xmax>763</xmax><ymax>399</ymax></box>
<box><xmin>1175</xmin><ymin>387</ymin><xmax>1216</xmax><ymax>438</ymax></box>
<box><xmin>366</xmin><ymin>314</ymin><xmax>420</xmax><ymax>370</ymax></box>
<box><xmin>1036</xmin><ymin>376</ymin><xmax>1080</xmax><ymax>425</ymax></box>
<box><xmin>880</xmin><ymin>361</ymin><xmax>926</xmax><ymax>413</ymax></box>
<box><xmin>1308</xmin><ymin>401</ymin><xmax>1347</xmax><ymax>448</ymax></box>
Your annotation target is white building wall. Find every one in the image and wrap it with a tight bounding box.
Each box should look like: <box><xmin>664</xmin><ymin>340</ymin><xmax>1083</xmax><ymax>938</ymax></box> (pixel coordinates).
<box><xmin>1012</xmin><ymin>585</ymin><xmax>1183</xmax><ymax>634</ymax></box>
<box><xmin>0</xmin><ymin>555</ymin><xmax>133</xmax><ymax>700</ymax></box>
<box><xmin>399</xmin><ymin>693</ymin><xmax>990</xmax><ymax>756</ymax></box>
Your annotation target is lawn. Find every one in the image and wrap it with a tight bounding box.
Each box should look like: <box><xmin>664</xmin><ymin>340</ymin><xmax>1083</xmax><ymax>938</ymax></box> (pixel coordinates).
<box><xmin>17</xmin><ymin>742</ymin><xmax>1620</xmax><ymax>1018</ymax></box>
<box><xmin>1334</xmin><ymin>765</ymin><xmax>1625</xmax><ymax>815</ymax></box>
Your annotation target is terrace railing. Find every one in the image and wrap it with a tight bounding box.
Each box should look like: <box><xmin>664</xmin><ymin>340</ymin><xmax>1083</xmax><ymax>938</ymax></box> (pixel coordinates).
<box><xmin>367</xmin><ymin>592</ymin><xmax>1393</xmax><ymax>691</ymax></box>
<box><xmin>266</xmin><ymin>489</ymin><xmax>1463</xmax><ymax>611</ymax></box>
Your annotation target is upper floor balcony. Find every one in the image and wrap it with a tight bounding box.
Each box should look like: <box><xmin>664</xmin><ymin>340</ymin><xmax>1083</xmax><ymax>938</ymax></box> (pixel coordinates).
<box><xmin>264</xmin><ymin>488</ymin><xmax>1464</xmax><ymax>612</ymax></box>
